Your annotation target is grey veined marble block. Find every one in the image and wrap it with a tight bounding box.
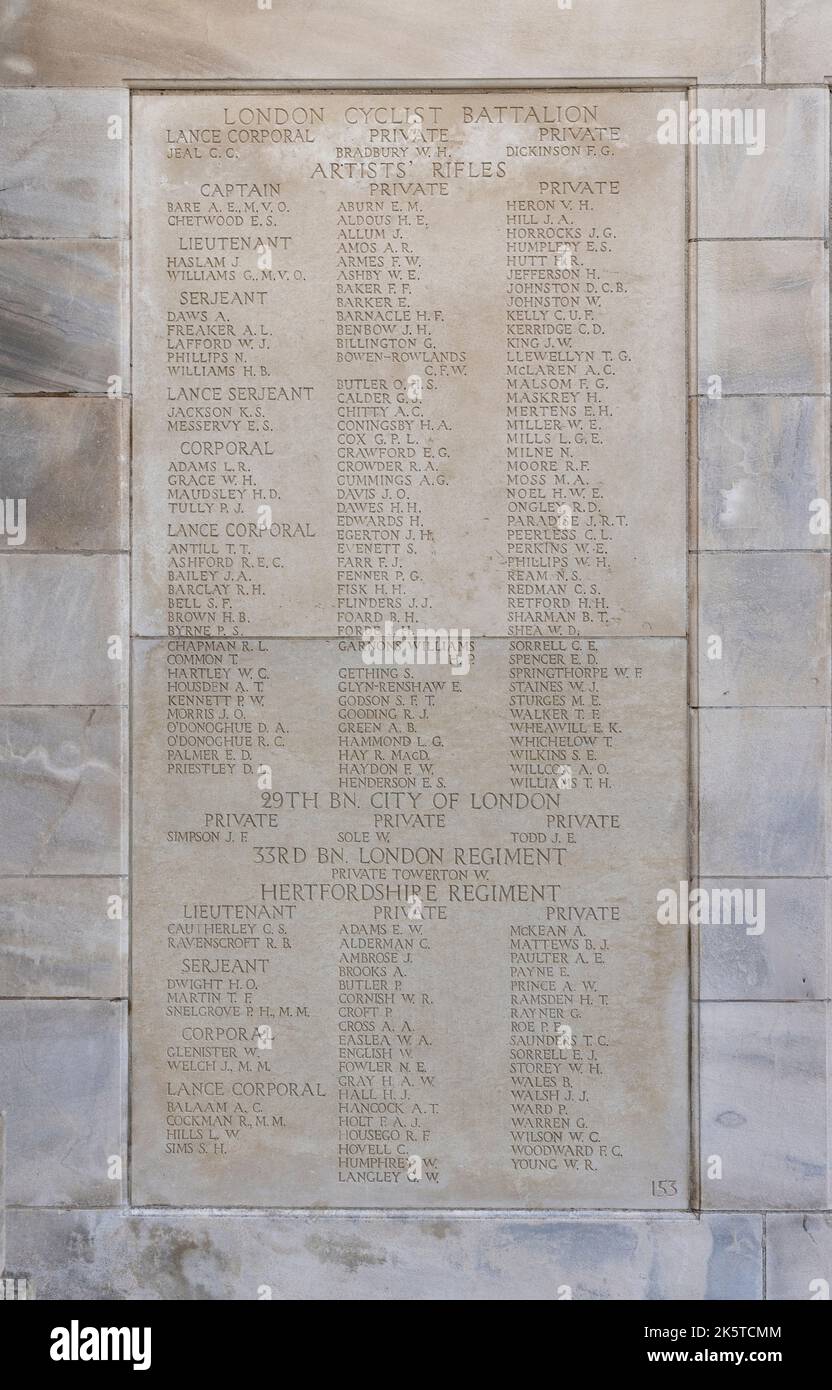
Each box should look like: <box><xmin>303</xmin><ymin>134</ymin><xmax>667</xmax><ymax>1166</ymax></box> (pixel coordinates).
<box><xmin>697</xmin><ymin>397</ymin><xmax>829</xmax><ymax>551</ymax></box>
<box><xmin>0</xmin><ymin>706</ymin><xmax>124</xmax><ymax>874</ymax></box>
<box><xmin>0</xmin><ymin>397</ymin><xmax>128</xmax><ymax>553</ymax></box>
<box><xmin>766</xmin><ymin>1213</ymin><xmax>832</xmax><ymax>1301</ymax></box>
<box><xmin>0</xmin><ymin>1000</ymin><xmax>125</xmax><ymax>1207</ymax></box>
<box><xmin>3</xmin><ymin>1209</ymin><xmax>763</xmax><ymax>1301</ymax></box>
<box><xmin>0</xmin><ymin>0</ymin><xmax>762</xmax><ymax>86</ymax></box>
<box><xmin>697</xmin><ymin>878</ymin><xmax>829</xmax><ymax>1002</ymax></box>
<box><xmin>696</xmin><ymin>88</ymin><xmax>828</xmax><ymax>240</ymax></box>
<box><xmin>699</xmin><ymin>1002</ymin><xmax>829</xmax><ymax>1210</ymax></box>
<box><xmin>696</xmin><ymin>552</ymin><xmax>830</xmax><ymax>707</ymax></box>
<box><xmin>697</xmin><ymin>241</ymin><xmax>828</xmax><ymax>396</ymax></box>
<box><xmin>0</xmin><ymin>89</ymin><xmax>128</xmax><ymax>238</ymax></box>
<box><xmin>0</xmin><ymin>240</ymin><xmax>126</xmax><ymax>393</ymax></box>
<box><xmin>0</xmin><ymin>877</ymin><xmax>127</xmax><ymax>998</ymax></box>
<box><xmin>0</xmin><ymin>555</ymin><xmax>127</xmax><ymax>704</ymax></box>
<box><xmin>766</xmin><ymin>0</ymin><xmax>832</xmax><ymax>82</ymax></box>
<box><xmin>698</xmin><ymin>708</ymin><xmax>830</xmax><ymax>876</ymax></box>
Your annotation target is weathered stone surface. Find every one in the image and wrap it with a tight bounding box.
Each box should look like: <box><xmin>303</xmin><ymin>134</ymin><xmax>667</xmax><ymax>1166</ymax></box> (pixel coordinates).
<box><xmin>0</xmin><ymin>240</ymin><xmax>126</xmax><ymax>393</ymax></box>
<box><xmin>696</xmin><ymin>88</ymin><xmax>828</xmax><ymax>239</ymax></box>
<box><xmin>0</xmin><ymin>397</ymin><xmax>127</xmax><ymax>552</ymax></box>
<box><xmin>766</xmin><ymin>0</ymin><xmax>832</xmax><ymax>82</ymax></box>
<box><xmin>699</xmin><ymin>1002</ymin><xmax>829</xmax><ymax>1210</ymax></box>
<box><xmin>697</xmin><ymin>397</ymin><xmax>829</xmax><ymax>551</ymax></box>
<box><xmin>0</xmin><ymin>555</ymin><xmax>127</xmax><ymax>704</ymax></box>
<box><xmin>0</xmin><ymin>1111</ymin><xmax>5</xmax><ymax>1274</ymax></box>
<box><xmin>0</xmin><ymin>706</ymin><xmax>125</xmax><ymax>875</ymax></box>
<box><xmin>766</xmin><ymin>1213</ymin><xmax>832</xmax><ymax>1300</ymax></box>
<box><xmin>133</xmin><ymin>89</ymin><xmax>687</xmax><ymax>640</ymax></box>
<box><xmin>0</xmin><ymin>89</ymin><xmax>127</xmax><ymax>238</ymax></box>
<box><xmin>697</xmin><ymin>878</ymin><xmax>829</xmax><ymax>1002</ymax></box>
<box><xmin>696</xmin><ymin>553</ymin><xmax>830</xmax><ymax>706</ymax></box>
<box><xmin>3</xmin><ymin>1208</ymin><xmax>763</xmax><ymax>1300</ymax></box>
<box><xmin>0</xmin><ymin>1</ymin><xmax>762</xmax><ymax>86</ymax></box>
<box><xmin>698</xmin><ymin>709</ymin><xmax>830</xmax><ymax>876</ymax></box>
<box><xmin>697</xmin><ymin>241</ymin><xmax>828</xmax><ymax>396</ymax></box>
<box><xmin>0</xmin><ymin>877</ymin><xmax>127</xmax><ymax>998</ymax></box>
<box><xmin>0</xmin><ymin>1000</ymin><xmax>125</xmax><ymax>1206</ymax></box>
<box><xmin>132</xmin><ymin>636</ymin><xmax>689</xmax><ymax>1209</ymax></box>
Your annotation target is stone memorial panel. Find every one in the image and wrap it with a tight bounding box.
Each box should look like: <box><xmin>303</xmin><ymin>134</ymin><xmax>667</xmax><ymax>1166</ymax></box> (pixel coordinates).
<box><xmin>131</xmin><ymin>90</ymin><xmax>689</xmax><ymax>1208</ymax></box>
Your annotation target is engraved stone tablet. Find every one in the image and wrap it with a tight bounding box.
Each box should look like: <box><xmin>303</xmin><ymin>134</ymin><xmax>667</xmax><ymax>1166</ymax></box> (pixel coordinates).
<box><xmin>131</xmin><ymin>91</ymin><xmax>689</xmax><ymax>1207</ymax></box>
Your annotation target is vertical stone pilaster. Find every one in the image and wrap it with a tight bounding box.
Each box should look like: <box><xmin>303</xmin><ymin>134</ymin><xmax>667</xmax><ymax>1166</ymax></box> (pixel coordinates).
<box><xmin>693</xmin><ymin>82</ymin><xmax>831</xmax><ymax>1217</ymax></box>
<box><xmin>0</xmin><ymin>89</ymin><xmax>130</xmax><ymax>1219</ymax></box>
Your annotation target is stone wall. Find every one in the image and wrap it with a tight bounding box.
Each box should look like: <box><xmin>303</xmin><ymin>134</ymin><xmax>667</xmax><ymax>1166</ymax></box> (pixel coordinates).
<box><xmin>0</xmin><ymin>0</ymin><xmax>829</xmax><ymax>1300</ymax></box>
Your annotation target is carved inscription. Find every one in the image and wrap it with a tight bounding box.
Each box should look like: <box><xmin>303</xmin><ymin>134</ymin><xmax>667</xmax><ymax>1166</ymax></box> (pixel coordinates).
<box><xmin>132</xmin><ymin>92</ymin><xmax>688</xmax><ymax>1207</ymax></box>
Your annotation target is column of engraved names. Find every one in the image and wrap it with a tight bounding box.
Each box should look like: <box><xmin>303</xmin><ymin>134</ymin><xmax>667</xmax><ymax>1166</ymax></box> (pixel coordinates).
<box><xmin>163</xmin><ymin>639</ymin><xmax>292</xmax><ymax>1160</ymax></box>
<box><xmin>505</xmin><ymin>135</ymin><xmax>625</xmax><ymax>637</ymax></box>
<box><xmin>336</xmin><ymin>658</ymin><xmax>453</xmax><ymax>1189</ymax></box>
<box><xmin>335</xmin><ymin>134</ymin><xmax>441</xmax><ymax>1181</ymax></box>
<box><xmin>329</xmin><ymin>106</ymin><xmax>497</xmax><ymax>1188</ymax></box>
<box><xmin>335</xmin><ymin>112</ymin><xmax>466</xmax><ymax>639</ymax></box>
<box><xmin>152</xmin><ymin>105</ymin><xmax>328</xmax><ymax>1155</ymax></box>
<box><xmin>497</xmin><ymin>105</ymin><xmax>643</xmax><ymax>1178</ymax></box>
<box><xmin>164</xmin><ymin>158</ymin><xmax>316</xmax><ymax>635</ymax></box>
<box><xmin>506</xmin><ymin>639</ymin><xmax>618</xmax><ymax>1178</ymax></box>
